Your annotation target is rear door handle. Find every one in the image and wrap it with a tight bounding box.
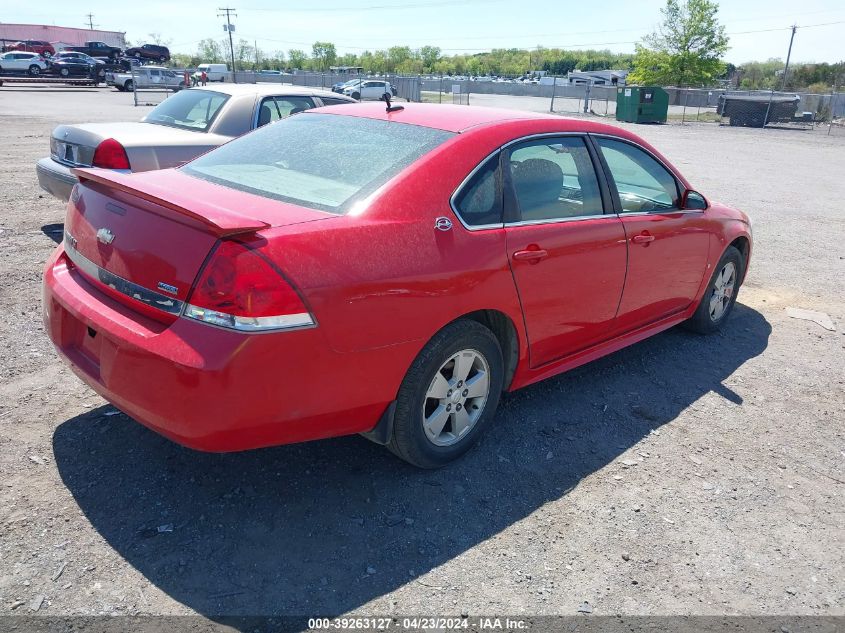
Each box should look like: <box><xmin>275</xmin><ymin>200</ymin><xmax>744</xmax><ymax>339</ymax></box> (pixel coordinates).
<box><xmin>631</xmin><ymin>233</ymin><xmax>655</xmax><ymax>244</ymax></box>
<box><xmin>513</xmin><ymin>249</ymin><xmax>549</xmax><ymax>262</ymax></box>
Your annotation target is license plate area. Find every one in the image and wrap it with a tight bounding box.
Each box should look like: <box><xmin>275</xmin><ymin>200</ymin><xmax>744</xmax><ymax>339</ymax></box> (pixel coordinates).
<box><xmin>61</xmin><ymin>308</ymin><xmax>102</xmax><ymax>380</ymax></box>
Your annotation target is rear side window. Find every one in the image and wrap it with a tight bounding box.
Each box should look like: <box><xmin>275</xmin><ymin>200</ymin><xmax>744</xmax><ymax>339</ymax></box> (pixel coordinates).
<box><xmin>452</xmin><ymin>154</ymin><xmax>502</xmax><ymax>227</ymax></box>
<box><xmin>256</xmin><ymin>96</ymin><xmax>314</xmax><ymax>127</ymax></box>
<box><xmin>320</xmin><ymin>97</ymin><xmax>353</xmax><ymax>106</ymax></box>
<box><xmin>507</xmin><ymin>137</ymin><xmax>603</xmax><ymax>222</ymax></box>
<box><xmin>143</xmin><ymin>89</ymin><xmax>229</xmax><ymax>132</ymax></box>
<box><xmin>183</xmin><ymin>113</ymin><xmax>454</xmax><ymax>214</ymax></box>
<box><xmin>596</xmin><ymin>137</ymin><xmax>679</xmax><ymax>213</ymax></box>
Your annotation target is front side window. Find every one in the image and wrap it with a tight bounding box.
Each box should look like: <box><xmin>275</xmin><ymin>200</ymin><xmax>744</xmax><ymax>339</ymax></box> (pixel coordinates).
<box><xmin>507</xmin><ymin>136</ymin><xmax>603</xmax><ymax>222</ymax></box>
<box><xmin>596</xmin><ymin>137</ymin><xmax>679</xmax><ymax>213</ymax></box>
<box><xmin>183</xmin><ymin>113</ymin><xmax>454</xmax><ymax>214</ymax></box>
<box><xmin>142</xmin><ymin>89</ymin><xmax>229</xmax><ymax>132</ymax></box>
<box><xmin>452</xmin><ymin>154</ymin><xmax>502</xmax><ymax>227</ymax></box>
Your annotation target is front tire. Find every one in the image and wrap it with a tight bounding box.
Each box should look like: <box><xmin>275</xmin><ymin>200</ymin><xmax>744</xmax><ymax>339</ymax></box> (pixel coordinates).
<box><xmin>351</xmin><ymin>91</ymin><xmax>361</xmax><ymax>100</ymax></box>
<box><xmin>124</xmin><ymin>79</ymin><xmax>134</xmax><ymax>91</ymax></box>
<box><xmin>685</xmin><ymin>245</ymin><xmax>743</xmax><ymax>334</ymax></box>
<box><xmin>388</xmin><ymin>320</ymin><xmax>504</xmax><ymax>468</ymax></box>
<box><xmin>29</xmin><ymin>64</ymin><xmax>41</xmax><ymax>76</ymax></box>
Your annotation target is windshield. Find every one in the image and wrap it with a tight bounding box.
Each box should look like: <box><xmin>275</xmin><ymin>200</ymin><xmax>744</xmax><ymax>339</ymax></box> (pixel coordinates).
<box><xmin>142</xmin><ymin>89</ymin><xmax>229</xmax><ymax>132</ymax></box>
<box><xmin>182</xmin><ymin>113</ymin><xmax>454</xmax><ymax>214</ymax></box>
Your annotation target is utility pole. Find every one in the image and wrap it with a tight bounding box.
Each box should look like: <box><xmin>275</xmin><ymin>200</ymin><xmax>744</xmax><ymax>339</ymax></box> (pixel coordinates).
<box><xmin>85</xmin><ymin>13</ymin><xmax>97</xmax><ymax>30</ymax></box>
<box><xmin>218</xmin><ymin>7</ymin><xmax>237</xmax><ymax>82</ymax></box>
<box><xmin>780</xmin><ymin>24</ymin><xmax>798</xmax><ymax>91</ymax></box>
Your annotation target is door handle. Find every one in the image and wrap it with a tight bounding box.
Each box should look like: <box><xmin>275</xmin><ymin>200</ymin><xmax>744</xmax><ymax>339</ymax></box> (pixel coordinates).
<box><xmin>513</xmin><ymin>248</ymin><xmax>549</xmax><ymax>262</ymax></box>
<box><xmin>631</xmin><ymin>233</ymin><xmax>655</xmax><ymax>245</ymax></box>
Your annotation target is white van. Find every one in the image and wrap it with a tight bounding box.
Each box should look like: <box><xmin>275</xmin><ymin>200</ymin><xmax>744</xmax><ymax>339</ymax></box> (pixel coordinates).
<box><xmin>193</xmin><ymin>63</ymin><xmax>228</xmax><ymax>82</ymax></box>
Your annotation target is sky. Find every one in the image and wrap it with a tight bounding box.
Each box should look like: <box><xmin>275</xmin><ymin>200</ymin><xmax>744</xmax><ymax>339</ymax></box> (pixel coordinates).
<box><xmin>4</xmin><ymin>0</ymin><xmax>845</xmax><ymax>64</ymax></box>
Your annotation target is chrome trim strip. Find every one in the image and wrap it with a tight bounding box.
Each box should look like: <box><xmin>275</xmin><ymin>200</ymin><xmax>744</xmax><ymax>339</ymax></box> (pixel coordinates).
<box><xmin>505</xmin><ymin>213</ymin><xmax>610</xmax><ymax>228</ymax></box>
<box><xmin>63</xmin><ymin>232</ymin><xmax>184</xmax><ymax>315</ymax></box>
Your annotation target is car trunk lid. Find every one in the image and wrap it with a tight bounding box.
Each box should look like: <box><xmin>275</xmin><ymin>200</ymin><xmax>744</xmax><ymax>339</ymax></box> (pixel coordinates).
<box><xmin>64</xmin><ymin>168</ymin><xmax>334</xmax><ymax>321</ymax></box>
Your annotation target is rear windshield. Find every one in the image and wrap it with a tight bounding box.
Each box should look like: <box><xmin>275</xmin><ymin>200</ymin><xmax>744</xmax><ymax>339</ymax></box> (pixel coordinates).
<box><xmin>182</xmin><ymin>113</ymin><xmax>454</xmax><ymax>214</ymax></box>
<box><xmin>142</xmin><ymin>89</ymin><xmax>229</xmax><ymax>132</ymax></box>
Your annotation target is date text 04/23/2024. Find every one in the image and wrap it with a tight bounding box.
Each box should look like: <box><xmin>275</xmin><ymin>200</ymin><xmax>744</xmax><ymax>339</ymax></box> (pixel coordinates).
<box><xmin>307</xmin><ymin>618</ymin><xmax>528</xmax><ymax>630</ymax></box>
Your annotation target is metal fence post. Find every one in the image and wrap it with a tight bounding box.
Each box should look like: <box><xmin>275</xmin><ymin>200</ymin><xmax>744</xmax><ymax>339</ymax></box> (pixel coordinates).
<box><xmin>829</xmin><ymin>90</ymin><xmax>839</xmax><ymax>136</ymax></box>
<box><xmin>681</xmin><ymin>87</ymin><xmax>688</xmax><ymax>124</ymax></box>
<box><xmin>131</xmin><ymin>65</ymin><xmax>137</xmax><ymax>107</ymax></box>
<box><xmin>550</xmin><ymin>75</ymin><xmax>557</xmax><ymax>113</ymax></box>
<box><xmin>439</xmin><ymin>73</ymin><xmax>443</xmax><ymax>104</ymax></box>
<box><xmin>763</xmin><ymin>88</ymin><xmax>775</xmax><ymax>129</ymax></box>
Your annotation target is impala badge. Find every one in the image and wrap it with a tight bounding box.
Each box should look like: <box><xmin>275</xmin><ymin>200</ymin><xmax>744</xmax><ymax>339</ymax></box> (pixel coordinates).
<box><xmin>435</xmin><ymin>217</ymin><xmax>453</xmax><ymax>232</ymax></box>
<box><xmin>157</xmin><ymin>282</ymin><xmax>178</xmax><ymax>295</ymax></box>
<box><xmin>96</xmin><ymin>227</ymin><xmax>115</xmax><ymax>245</ymax></box>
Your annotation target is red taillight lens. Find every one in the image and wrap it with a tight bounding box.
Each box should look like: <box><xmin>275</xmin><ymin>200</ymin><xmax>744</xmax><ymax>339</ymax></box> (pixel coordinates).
<box><xmin>92</xmin><ymin>138</ymin><xmax>130</xmax><ymax>169</ymax></box>
<box><xmin>185</xmin><ymin>241</ymin><xmax>314</xmax><ymax>331</ymax></box>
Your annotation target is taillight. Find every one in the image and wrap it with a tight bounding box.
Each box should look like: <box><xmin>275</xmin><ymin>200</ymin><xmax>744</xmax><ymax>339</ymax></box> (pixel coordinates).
<box><xmin>184</xmin><ymin>241</ymin><xmax>314</xmax><ymax>332</ymax></box>
<box><xmin>92</xmin><ymin>138</ymin><xmax>130</xmax><ymax>169</ymax></box>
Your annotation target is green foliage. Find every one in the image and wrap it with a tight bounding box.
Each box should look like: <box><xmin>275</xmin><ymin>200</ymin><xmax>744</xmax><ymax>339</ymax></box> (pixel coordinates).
<box><xmin>736</xmin><ymin>59</ymin><xmax>844</xmax><ymax>91</ymax></box>
<box><xmin>629</xmin><ymin>0</ymin><xmax>728</xmax><ymax>86</ymax></box>
<box><xmin>312</xmin><ymin>42</ymin><xmax>337</xmax><ymax>70</ymax></box>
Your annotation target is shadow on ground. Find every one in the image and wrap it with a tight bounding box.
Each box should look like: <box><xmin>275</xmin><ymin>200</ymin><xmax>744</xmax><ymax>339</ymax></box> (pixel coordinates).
<box><xmin>41</xmin><ymin>223</ymin><xmax>64</xmax><ymax>244</ymax></box>
<box><xmin>53</xmin><ymin>304</ymin><xmax>771</xmax><ymax>623</ymax></box>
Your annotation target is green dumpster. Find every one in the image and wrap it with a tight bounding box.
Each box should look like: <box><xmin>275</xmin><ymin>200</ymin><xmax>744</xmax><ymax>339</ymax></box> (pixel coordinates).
<box><xmin>616</xmin><ymin>86</ymin><xmax>669</xmax><ymax>123</ymax></box>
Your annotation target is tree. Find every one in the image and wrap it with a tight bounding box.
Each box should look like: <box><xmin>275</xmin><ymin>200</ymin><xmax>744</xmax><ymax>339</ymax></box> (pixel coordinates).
<box><xmin>628</xmin><ymin>0</ymin><xmax>729</xmax><ymax>86</ymax></box>
<box><xmin>288</xmin><ymin>49</ymin><xmax>307</xmax><ymax>69</ymax></box>
<box><xmin>196</xmin><ymin>38</ymin><xmax>224</xmax><ymax>63</ymax></box>
<box><xmin>312</xmin><ymin>42</ymin><xmax>337</xmax><ymax>70</ymax></box>
<box><xmin>419</xmin><ymin>46</ymin><xmax>441</xmax><ymax>73</ymax></box>
<box><xmin>147</xmin><ymin>32</ymin><xmax>172</xmax><ymax>47</ymax></box>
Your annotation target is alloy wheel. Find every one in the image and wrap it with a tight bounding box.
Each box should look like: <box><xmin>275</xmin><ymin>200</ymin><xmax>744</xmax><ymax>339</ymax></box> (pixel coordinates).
<box><xmin>709</xmin><ymin>261</ymin><xmax>736</xmax><ymax>321</ymax></box>
<box><xmin>422</xmin><ymin>349</ymin><xmax>490</xmax><ymax>447</ymax></box>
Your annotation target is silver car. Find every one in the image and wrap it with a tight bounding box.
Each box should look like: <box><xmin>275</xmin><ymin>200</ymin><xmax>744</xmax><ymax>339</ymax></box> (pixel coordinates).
<box><xmin>36</xmin><ymin>84</ymin><xmax>356</xmax><ymax>201</ymax></box>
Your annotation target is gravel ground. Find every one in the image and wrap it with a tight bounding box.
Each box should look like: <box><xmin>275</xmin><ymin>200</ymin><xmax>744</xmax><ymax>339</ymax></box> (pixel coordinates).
<box><xmin>0</xmin><ymin>85</ymin><xmax>843</xmax><ymax>624</ymax></box>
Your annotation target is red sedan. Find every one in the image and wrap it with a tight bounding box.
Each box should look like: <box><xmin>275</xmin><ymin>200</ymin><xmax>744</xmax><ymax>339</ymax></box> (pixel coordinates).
<box><xmin>43</xmin><ymin>104</ymin><xmax>752</xmax><ymax>468</ymax></box>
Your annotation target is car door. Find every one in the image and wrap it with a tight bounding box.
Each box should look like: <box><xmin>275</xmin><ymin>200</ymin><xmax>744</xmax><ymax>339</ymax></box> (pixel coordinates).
<box><xmin>594</xmin><ymin>136</ymin><xmax>711</xmax><ymax>333</ymax></box>
<box><xmin>503</xmin><ymin>135</ymin><xmax>628</xmax><ymax>367</ymax></box>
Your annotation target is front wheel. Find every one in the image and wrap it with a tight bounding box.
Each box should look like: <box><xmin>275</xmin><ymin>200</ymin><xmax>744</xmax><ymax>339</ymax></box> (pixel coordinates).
<box><xmin>351</xmin><ymin>91</ymin><xmax>361</xmax><ymax>100</ymax></box>
<box><xmin>124</xmin><ymin>79</ymin><xmax>134</xmax><ymax>91</ymax></box>
<box><xmin>685</xmin><ymin>245</ymin><xmax>743</xmax><ymax>334</ymax></box>
<box><xmin>29</xmin><ymin>64</ymin><xmax>42</xmax><ymax>76</ymax></box>
<box><xmin>388</xmin><ymin>320</ymin><xmax>504</xmax><ymax>468</ymax></box>
<box><xmin>59</xmin><ymin>68</ymin><xmax>70</xmax><ymax>77</ymax></box>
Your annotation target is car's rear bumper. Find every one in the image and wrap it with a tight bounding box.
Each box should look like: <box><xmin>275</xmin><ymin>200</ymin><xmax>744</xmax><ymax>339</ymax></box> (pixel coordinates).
<box><xmin>43</xmin><ymin>246</ymin><xmax>408</xmax><ymax>452</ymax></box>
<box><xmin>36</xmin><ymin>157</ymin><xmax>77</xmax><ymax>201</ymax></box>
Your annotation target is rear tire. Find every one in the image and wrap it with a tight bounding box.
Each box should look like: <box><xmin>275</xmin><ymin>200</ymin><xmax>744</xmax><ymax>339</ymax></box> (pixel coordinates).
<box><xmin>388</xmin><ymin>320</ymin><xmax>504</xmax><ymax>468</ymax></box>
<box><xmin>684</xmin><ymin>245</ymin><xmax>743</xmax><ymax>334</ymax></box>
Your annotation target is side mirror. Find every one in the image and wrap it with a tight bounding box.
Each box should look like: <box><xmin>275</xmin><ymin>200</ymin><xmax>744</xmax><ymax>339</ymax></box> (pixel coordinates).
<box><xmin>682</xmin><ymin>190</ymin><xmax>708</xmax><ymax>210</ymax></box>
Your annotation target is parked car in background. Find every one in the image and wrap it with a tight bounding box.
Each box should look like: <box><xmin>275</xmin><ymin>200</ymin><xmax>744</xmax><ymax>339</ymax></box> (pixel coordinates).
<box><xmin>48</xmin><ymin>57</ymin><xmax>104</xmax><ymax>81</ymax></box>
<box><xmin>341</xmin><ymin>79</ymin><xmax>393</xmax><ymax>100</ymax></box>
<box><xmin>62</xmin><ymin>41</ymin><xmax>121</xmax><ymax>60</ymax></box>
<box><xmin>106</xmin><ymin>65</ymin><xmax>184</xmax><ymax>92</ymax></box>
<box><xmin>0</xmin><ymin>51</ymin><xmax>49</xmax><ymax>76</ymax></box>
<box><xmin>332</xmin><ymin>78</ymin><xmax>358</xmax><ymax>93</ymax></box>
<box><xmin>52</xmin><ymin>51</ymin><xmax>100</xmax><ymax>64</ymax></box>
<box><xmin>193</xmin><ymin>63</ymin><xmax>228</xmax><ymax>82</ymax></box>
<box><xmin>36</xmin><ymin>84</ymin><xmax>355</xmax><ymax>201</ymax></box>
<box><xmin>124</xmin><ymin>43</ymin><xmax>171</xmax><ymax>63</ymax></box>
<box><xmin>42</xmin><ymin>104</ymin><xmax>752</xmax><ymax>467</ymax></box>
<box><xmin>8</xmin><ymin>40</ymin><xmax>55</xmax><ymax>57</ymax></box>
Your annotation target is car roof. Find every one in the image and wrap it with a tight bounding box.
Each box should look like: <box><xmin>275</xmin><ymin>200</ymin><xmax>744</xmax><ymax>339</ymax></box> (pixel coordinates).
<box><xmin>187</xmin><ymin>83</ymin><xmax>352</xmax><ymax>99</ymax></box>
<box><xmin>305</xmin><ymin>102</ymin><xmax>574</xmax><ymax>133</ymax></box>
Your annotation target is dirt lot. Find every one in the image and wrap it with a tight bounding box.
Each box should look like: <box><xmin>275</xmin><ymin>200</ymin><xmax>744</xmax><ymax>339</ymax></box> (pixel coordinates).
<box><xmin>0</xmin><ymin>85</ymin><xmax>843</xmax><ymax>625</ymax></box>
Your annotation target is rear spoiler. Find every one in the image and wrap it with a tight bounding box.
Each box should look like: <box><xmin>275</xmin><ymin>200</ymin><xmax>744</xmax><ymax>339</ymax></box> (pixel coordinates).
<box><xmin>72</xmin><ymin>168</ymin><xmax>270</xmax><ymax>237</ymax></box>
